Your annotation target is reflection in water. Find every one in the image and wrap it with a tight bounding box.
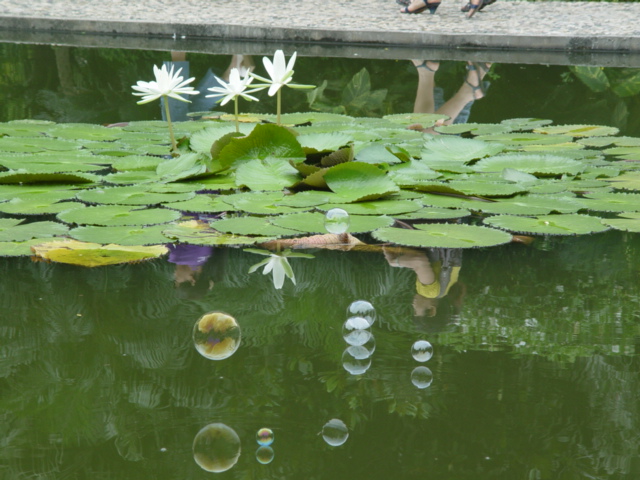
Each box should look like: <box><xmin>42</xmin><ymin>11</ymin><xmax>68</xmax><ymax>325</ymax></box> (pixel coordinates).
<box><xmin>255</xmin><ymin>445</ymin><xmax>275</xmax><ymax>464</ymax></box>
<box><xmin>411</xmin><ymin>340</ymin><xmax>434</xmax><ymax>362</ymax></box>
<box><xmin>256</xmin><ymin>427</ymin><xmax>274</xmax><ymax>446</ymax></box>
<box><xmin>192</xmin><ymin>312</ymin><xmax>241</xmax><ymax>360</ymax></box>
<box><xmin>343</xmin><ymin>324</ymin><xmax>373</xmax><ymax>346</ymax></box>
<box><xmin>342</xmin><ymin>346</ymin><xmax>372</xmax><ymax>375</ymax></box>
<box><xmin>192</xmin><ymin>423</ymin><xmax>241</xmax><ymax>473</ymax></box>
<box><xmin>322</xmin><ymin>418</ymin><xmax>349</xmax><ymax>447</ymax></box>
<box><xmin>411</xmin><ymin>366</ymin><xmax>434</xmax><ymax>389</ymax></box>
<box><xmin>347</xmin><ymin>300</ymin><xmax>377</xmax><ymax>326</ymax></box>
<box><xmin>324</xmin><ymin>208</ymin><xmax>350</xmax><ymax>234</ymax></box>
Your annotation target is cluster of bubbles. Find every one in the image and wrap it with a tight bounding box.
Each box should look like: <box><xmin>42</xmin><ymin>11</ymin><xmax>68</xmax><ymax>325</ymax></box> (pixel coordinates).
<box><xmin>193</xmin><ymin>311</ymin><xmax>241</xmax><ymax>360</ymax></box>
<box><xmin>410</xmin><ymin>339</ymin><xmax>434</xmax><ymax>389</ymax></box>
<box><xmin>255</xmin><ymin>427</ymin><xmax>275</xmax><ymax>464</ymax></box>
<box><xmin>324</xmin><ymin>208</ymin><xmax>350</xmax><ymax>234</ymax></box>
<box><xmin>342</xmin><ymin>300</ymin><xmax>376</xmax><ymax>375</ymax></box>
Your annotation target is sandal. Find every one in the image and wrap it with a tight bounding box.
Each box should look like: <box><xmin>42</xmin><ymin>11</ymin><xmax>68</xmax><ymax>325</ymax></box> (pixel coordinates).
<box><xmin>465</xmin><ymin>0</ymin><xmax>482</xmax><ymax>18</ymax></box>
<box><xmin>461</xmin><ymin>0</ymin><xmax>495</xmax><ymax>12</ymax></box>
<box><xmin>401</xmin><ymin>0</ymin><xmax>441</xmax><ymax>14</ymax></box>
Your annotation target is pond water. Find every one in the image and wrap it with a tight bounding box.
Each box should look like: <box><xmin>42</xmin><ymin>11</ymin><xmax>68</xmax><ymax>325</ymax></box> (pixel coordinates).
<box><xmin>1</xmin><ymin>44</ymin><xmax>640</xmax><ymax>479</ymax></box>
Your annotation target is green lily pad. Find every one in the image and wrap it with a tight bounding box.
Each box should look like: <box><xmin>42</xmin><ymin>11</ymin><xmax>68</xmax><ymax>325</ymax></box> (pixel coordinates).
<box><xmin>387</xmin><ymin>160</ymin><xmax>442</xmax><ymax>186</ymax></box>
<box><xmin>0</xmin><ymin>191</ymin><xmax>83</xmax><ymax>215</ymax></box>
<box><xmin>443</xmin><ymin>180</ymin><xmax>528</xmax><ymax>197</ymax></box>
<box><xmin>163</xmin><ymin>220</ymin><xmax>272</xmax><ymax>245</ymax></box>
<box><xmin>395</xmin><ymin>207</ymin><xmax>471</xmax><ymax>220</ymax></box>
<box><xmin>49</xmin><ymin>124</ymin><xmax>123</xmax><ymax>141</ymax></box>
<box><xmin>484</xmin><ymin>214</ymin><xmax>609</xmax><ymax>235</ymax></box>
<box><xmin>600</xmin><ymin>212</ymin><xmax>640</xmax><ymax>232</ymax></box>
<box><xmin>235</xmin><ymin>158</ymin><xmax>301</xmax><ymax>191</ymax></box>
<box><xmin>605</xmin><ymin>171</ymin><xmax>640</xmax><ymax>191</ymax></box>
<box><xmin>189</xmin><ymin>124</ymin><xmax>257</xmax><ymax>155</ymax></box>
<box><xmin>0</xmin><ymin>137</ymin><xmax>81</xmax><ymax>153</ymax></box>
<box><xmin>31</xmin><ymin>240</ymin><xmax>168</xmax><ymax>267</ymax></box>
<box><xmin>422</xmin><ymin>136</ymin><xmax>505</xmax><ymax>163</ymax></box>
<box><xmin>223</xmin><ymin>192</ymin><xmax>304</xmax><ymax>215</ymax></box>
<box><xmin>57</xmin><ymin>205</ymin><xmax>182</xmax><ymax>226</ymax></box>
<box><xmin>210</xmin><ymin>216</ymin><xmax>300</xmax><ymax>236</ymax></box>
<box><xmin>261</xmin><ymin>112</ymin><xmax>354</xmax><ymax>125</ymax></box>
<box><xmin>111</xmin><ymin>155</ymin><xmax>164</xmax><ymax>172</ymax></box>
<box><xmin>324</xmin><ymin>162</ymin><xmax>399</xmax><ymax>201</ymax></box>
<box><xmin>474</xmin><ymin>195</ymin><xmax>585</xmax><ymax>215</ymax></box>
<box><xmin>473</xmin><ymin>154</ymin><xmax>584</xmax><ymax>176</ymax></box>
<box><xmin>163</xmin><ymin>194</ymin><xmax>230</xmax><ymax>214</ymax></box>
<box><xmin>103</xmin><ymin>171</ymin><xmax>161</xmax><ymax>184</ymax></box>
<box><xmin>602</xmin><ymin>146</ymin><xmax>640</xmax><ymax>157</ymax></box>
<box><xmin>383</xmin><ymin>113</ymin><xmax>449</xmax><ymax>128</ymax></box>
<box><xmin>355</xmin><ymin>144</ymin><xmax>404</xmax><ymax>165</ymax></box>
<box><xmin>0</xmin><ymin>171</ymin><xmax>99</xmax><ymax>184</ymax></box>
<box><xmin>500</xmin><ymin>118</ymin><xmax>553</xmax><ymax>131</ymax></box>
<box><xmin>77</xmin><ymin>186</ymin><xmax>195</xmax><ymax>206</ymax></box>
<box><xmin>0</xmin><ymin>219</ymin><xmax>69</xmax><ymax>242</ymax></box>
<box><xmin>0</xmin><ymin>238</ymin><xmax>55</xmax><ymax>257</ymax></box>
<box><xmin>534</xmin><ymin>124</ymin><xmax>619</xmax><ymax>137</ymax></box>
<box><xmin>274</xmin><ymin>191</ymin><xmax>336</xmax><ymax>207</ymax></box>
<box><xmin>156</xmin><ymin>152</ymin><xmax>208</xmax><ymax>181</ymax></box>
<box><xmin>581</xmin><ymin>192</ymin><xmax>640</xmax><ymax>212</ymax></box>
<box><xmin>475</xmin><ymin>133</ymin><xmax>574</xmax><ymax>146</ymax></box>
<box><xmin>297</xmin><ymin>132</ymin><xmax>353</xmax><ymax>153</ymax></box>
<box><xmin>373</xmin><ymin>224</ymin><xmax>512</xmax><ymax>248</ymax></box>
<box><xmin>316</xmin><ymin>199</ymin><xmax>421</xmax><ymax>216</ymax></box>
<box><xmin>69</xmin><ymin>225</ymin><xmax>172</xmax><ymax>245</ymax></box>
<box><xmin>434</xmin><ymin>123</ymin><xmax>511</xmax><ymax>136</ymax></box>
<box><xmin>270</xmin><ymin>211</ymin><xmax>394</xmax><ymax>234</ymax></box>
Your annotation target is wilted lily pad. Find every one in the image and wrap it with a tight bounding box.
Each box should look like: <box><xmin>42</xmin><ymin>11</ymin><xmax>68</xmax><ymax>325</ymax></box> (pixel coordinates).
<box><xmin>373</xmin><ymin>224</ymin><xmax>512</xmax><ymax>248</ymax></box>
<box><xmin>484</xmin><ymin>214</ymin><xmax>609</xmax><ymax>235</ymax></box>
<box><xmin>31</xmin><ymin>240</ymin><xmax>168</xmax><ymax>267</ymax></box>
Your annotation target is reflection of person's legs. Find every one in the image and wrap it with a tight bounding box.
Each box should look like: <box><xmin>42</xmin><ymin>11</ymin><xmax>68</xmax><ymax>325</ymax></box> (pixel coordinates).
<box><xmin>436</xmin><ymin>61</ymin><xmax>491</xmax><ymax>125</ymax></box>
<box><xmin>411</xmin><ymin>60</ymin><xmax>439</xmax><ymax>114</ymax></box>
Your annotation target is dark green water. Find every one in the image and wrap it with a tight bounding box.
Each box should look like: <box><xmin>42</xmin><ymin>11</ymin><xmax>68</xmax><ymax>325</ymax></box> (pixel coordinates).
<box><xmin>1</xmin><ymin>45</ymin><xmax>640</xmax><ymax>479</ymax></box>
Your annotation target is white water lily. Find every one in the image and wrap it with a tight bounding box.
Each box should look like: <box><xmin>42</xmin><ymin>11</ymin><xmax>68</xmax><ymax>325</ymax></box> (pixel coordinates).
<box><xmin>246</xmin><ymin>248</ymin><xmax>314</xmax><ymax>289</ymax></box>
<box><xmin>132</xmin><ymin>64</ymin><xmax>199</xmax><ymax>104</ymax></box>
<box><xmin>206</xmin><ymin>68</ymin><xmax>260</xmax><ymax>106</ymax></box>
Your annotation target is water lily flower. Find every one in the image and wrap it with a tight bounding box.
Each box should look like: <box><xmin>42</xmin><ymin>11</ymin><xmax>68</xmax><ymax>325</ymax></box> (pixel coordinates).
<box><xmin>206</xmin><ymin>68</ymin><xmax>262</xmax><ymax>132</ymax></box>
<box><xmin>132</xmin><ymin>64</ymin><xmax>200</xmax><ymax>153</ymax></box>
<box><xmin>250</xmin><ymin>50</ymin><xmax>314</xmax><ymax>124</ymax></box>
<box><xmin>132</xmin><ymin>64</ymin><xmax>199</xmax><ymax>105</ymax></box>
<box><xmin>206</xmin><ymin>68</ymin><xmax>260</xmax><ymax>106</ymax></box>
<box><xmin>246</xmin><ymin>248</ymin><xmax>314</xmax><ymax>289</ymax></box>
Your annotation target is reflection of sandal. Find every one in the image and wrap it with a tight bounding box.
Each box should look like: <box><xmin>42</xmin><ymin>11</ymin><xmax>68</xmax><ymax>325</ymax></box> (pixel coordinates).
<box><xmin>401</xmin><ymin>0</ymin><xmax>441</xmax><ymax>14</ymax></box>
<box><xmin>465</xmin><ymin>63</ymin><xmax>485</xmax><ymax>99</ymax></box>
<box><xmin>415</xmin><ymin>60</ymin><xmax>439</xmax><ymax>73</ymax></box>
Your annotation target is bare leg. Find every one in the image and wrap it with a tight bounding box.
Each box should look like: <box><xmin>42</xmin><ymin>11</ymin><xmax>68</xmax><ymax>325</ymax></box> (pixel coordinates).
<box><xmin>411</xmin><ymin>60</ymin><xmax>439</xmax><ymax>114</ymax></box>
<box><xmin>223</xmin><ymin>54</ymin><xmax>255</xmax><ymax>81</ymax></box>
<box><xmin>436</xmin><ymin>62</ymin><xmax>491</xmax><ymax>125</ymax></box>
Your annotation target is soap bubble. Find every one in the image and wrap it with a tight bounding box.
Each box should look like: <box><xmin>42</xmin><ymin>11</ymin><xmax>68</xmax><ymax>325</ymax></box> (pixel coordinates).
<box><xmin>347</xmin><ymin>300</ymin><xmax>376</xmax><ymax>326</ymax></box>
<box><xmin>324</xmin><ymin>208</ymin><xmax>350</xmax><ymax>234</ymax></box>
<box><xmin>343</xmin><ymin>327</ymin><xmax>372</xmax><ymax>346</ymax></box>
<box><xmin>193</xmin><ymin>312</ymin><xmax>241</xmax><ymax>360</ymax></box>
<box><xmin>193</xmin><ymin>423</ymin><xmax>241</xmax><ymax>473</ymax></box>
<box><xmin>342</xmin><ymin>347</ymin><xmax>372</xmax><ymax>375</ymax></box>
<box><xmin>256</xmin><ymin>428</ymin><xmax>274</xmax><ymax>446</ymax></box>
<box><xmin>411</xmin><ymin>366</ymin><xmax>434</xmax><ymax>389</ymax></box>
<box><xmin>256</xmin><ymin>445</ymin><xmax>274</xmax><ymax>464</ymax></box>
<box><xmin>322</xmin><ymin>418</ymin><xmax>349</xmax><ymax>446</ymax></box>
<box><xmin>411</xmin><ymin>340</ymin><xmax>433</xmax><ymax>362</ymax></box>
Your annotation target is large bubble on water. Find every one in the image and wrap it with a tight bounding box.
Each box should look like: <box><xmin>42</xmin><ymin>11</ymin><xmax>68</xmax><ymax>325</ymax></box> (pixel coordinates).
<box><xmin>411</xmin><ymin>366</ymin><xmax>434</xmax><ymax>389</ymax></box>
<box><xmin>346</xmin><ymin>300</ymin><xmax>376</xmax><ymax>326</ymax></box>
<box><xmin>193</xmin><ymin>423</ymin><xmax>241</xmax><ymax>473</ymax></box>
<box><xmin>342</xmin><ymin>347</ymin><xmax>372</xmax><ymax>375</ymax></box>
<box><xmin>322</xmin><ymin>418</ymin><xmax>349</xmax><ymax>446</ymax></box>
<box><xmin>324</xmin><ymin>208</ymin><xmax>350</xmax><ymax>234</ymax></box>
<box><xmin>411</xmin><ymin>340</ymin><xmax>433</xmax><ymax>362</ymax></box>
<box><xmin>193</xmin><ymin>312</ymin><xmax>241</xmax><ymax>360</ymax></box>
<box><xmin>256</xmin><ymin>427</ymin><xmax>274</xmax><ymax>446</ymax></box>
<box><xmin>256</xmin><ymin>445</ymin><xmax>274</xmax><ymax>464</ymax></box>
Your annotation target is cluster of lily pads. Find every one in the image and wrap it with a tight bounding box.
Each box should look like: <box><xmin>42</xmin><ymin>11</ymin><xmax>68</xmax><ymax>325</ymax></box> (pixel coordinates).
<box><xmin>0</xmin><ymin>109</ymin><xmax>639</xmax><ymax>265</ymax></box>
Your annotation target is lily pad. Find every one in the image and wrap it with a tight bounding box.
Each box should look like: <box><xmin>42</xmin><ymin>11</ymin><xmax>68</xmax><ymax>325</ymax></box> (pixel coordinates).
<box><xmin>387</xmin><ymin>161</ymin><xmax>442</xmax><ymax>186</ymax></box>
<box><xmin>324</xmin><ymin>162</ymin><xmax>399</xmax><ymax>201</ymax></box>
<box><xmin>77</xmin><ymin>186</ymin><xmax>195</xmax><ymax>205</ymax></box>
<box><xmin>0</xmin><ymin>171</ymin><xmax>99</xmax><ymax>184</ymax></box>
<box><xmin>31</xmin><ymin>240</ymin><xmax>168</xmax><ymax>267</ymax></box>
<box><xmin>580</xmin><ymin>192</ymin><xmax>640</xmax><ymax>212</ymax></box>
<box><xmin>316</xmin><ymin>199</ymin><xmax>421</xmax><ymax>216</ymax></box>
<box><xmin>163</xmin><ymin>194</ymin><xmax>230</xmax><ymax>214</ymax></box>
<box><xmin>223</xmin><ymin>192</ymin><xmax>304</xmax><ymax>215</ymax></box>
<box><xmin>0</xmin><ymin>219</ymin><xmax>68</xmax><ymax>242</ymax></box>
<box><xmin>474</xmin><ymin>195</ymin><xmax>585</xmax><ymax>215</ymax></box>
<box><xmin>475</xmin><ymin>132</ymin><xmax>574</xmax><ymax>146</ymax></box>
<box><xmin>270</xmin><ymin>211</ymin><xmax>394</xmax><ymax>234</ymax></box>
<box><xmin>434</xmin><ymin>123</ymin><xmax>511</xmax><ymax>136</ymax></box>
<box><xmin>534</xmin><ymin>124</ymin><xmax>619</xmax><ymax>137</ymax></box>
<box><xmin>0</xmin><ymin>191</ymin><xmax>83</xmax><ymax>215</ymax></box>
<box><xmin>600</xmin><ymin>212</ymin><xmax>640</xmax><ymax>232</ymax></box>
<box><xmin>163</xmin><ymin>220</ymin><xmax>272</xmax><ymax>245</ymax></box>
<box><xmin>500</xmin><ymin>118</ymin><xmax>553</xmax><ymax>131</ymax></box>
<box><xmin>422</xmin><ymin>136</ymin><xmax>505</xmax><ymax>163</ymax></box>
<box><xmin>394</xmin><ymin>207</ymin><xmax>471</xmax><ymax>220</ymax></box>
<box><xmin>235</xmin><ymin>158</ymin><xmax>301</xmax><ymax>191</ymax></box>
<box><xmin>69</xmin><ymin>225</ymin><xmax>172</xmax><ymax>245</ymax></box>
<box><xmin>473</xmin><ymin>154</ymin><xmax>584</xmax><ymax>176</ymax></box>
<box><xmin>57</xmin><ymin>205</ymin><xmax>182</xmax><ymax>226</ymax></box>
<box><xmin>605</xmin><ymin>171</ymin><xmax>640</xmax><ymax>191</ymax></box>
<box><xmin>0</xmin><ymin>238</ymin><xmax>55</xmax><ymax>257</ymax></box>
<box><xmin>355</xmin><ymin>144</ymin><xmax>404</xmax><ymax>165</ymax></box>
<box><xmin>297</xmin><ymin>132</ymin><xmax>353</xmax><ymax>153</ymax></box>
<box><xmin>373</xmin><ymin>224</ymin><xmax>512</xmax><ymax>248</ymax></box>
<box><xmin>383</xmin><ymin>112</ymin><xmax>449</xmax><ymax>128</ymax></box>
<box><xmin>210</xmin><ymin>216</ymin><xmax>299</xmax><ymax>236</ymax></box>
<box><xmin>484</xmin><ymin>214</ymin><xmax>609</xmax><ymax>235</ymax></box>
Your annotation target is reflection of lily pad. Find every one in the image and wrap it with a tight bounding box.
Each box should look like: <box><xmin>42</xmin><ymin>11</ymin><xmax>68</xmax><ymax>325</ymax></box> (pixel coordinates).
<box><xmin>31</xmin><ymin>240</ymin><xmax>168</xmax><ymax>267</ymax></box>
<box><xmin>484</xmin><ymin>214</ymin><xmax>609</xmax><ymax>235</ymax></box>
<box><xmin>373</xmin><ymin>224</ymin><xmax>512</xmax><ymax>248</ymax></box>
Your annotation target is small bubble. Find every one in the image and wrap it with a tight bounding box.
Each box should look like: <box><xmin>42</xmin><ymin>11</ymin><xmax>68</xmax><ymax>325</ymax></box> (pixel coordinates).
<box><xmin>322</xmin><ymin>419</ymin><xmax>349</xmax><ymax>446</ymax></box>
<box><xmin>411</xmin><ymin>366</ymin><xmax>434</xmax><ymax>389</ymax></box>
<box><xmin>324</xmin><ymin>208</ymin><xmax>350</xmax><ymax>234</ymax></box>
<box><xmin>411</xmin><ymin>340</ymin><xmax>433</xmax><ymax>362</ymax></box>
<box><xmin>346</xmin><ymin>300</ymin><xmax>376</xmax><ymax>326</ymax></box>
<box><xmin>256</xmin><ymin>445</ymin><xmax>274</xmax><ymax>464</ymax></box>
<box><xmin>256</xmin><ymin>428</ymin><xmax>274</xmax><ymax>446</ymax></box>
<box><xmin>160</xmin><ymin>447</ymin><xmax>167</xmax><ymax>453</ymax></box>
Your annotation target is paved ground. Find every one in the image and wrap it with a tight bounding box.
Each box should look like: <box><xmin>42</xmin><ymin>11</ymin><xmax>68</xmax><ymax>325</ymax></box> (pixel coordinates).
<box><xmin>2</xmin><ymin>0</ymin><xmax>640</xmax><ymax>66</ymax></box>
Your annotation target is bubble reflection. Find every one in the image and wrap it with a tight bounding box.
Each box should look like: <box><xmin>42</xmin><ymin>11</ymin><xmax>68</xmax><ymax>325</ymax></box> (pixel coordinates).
<box><xmin>322</xmin><ymin>418</ymin><xmax>349</xmax><ymax>446</ymax></box>
<box><xmin>342</xmin><ymin>347</ymin><xmax>372</xmax><ymax>375</ymax></box>
<box><xmin>411</xmin><ymin>366</ymin><xmax>434</xmax><ymax>389</ymax></box>
<box><xmin>324</xmin><ymin>208</ymin><xmax>350</xmax><ymax>234</ymax></box>
<box><xmin>193</xmin><ymin>423</ymin><xmax>241</xmax><ymax>473</ymax></box>
<box><xmin>256</xmin><ymin>445</ymin><xmax>274</xmax><ymax>464</ymax></box>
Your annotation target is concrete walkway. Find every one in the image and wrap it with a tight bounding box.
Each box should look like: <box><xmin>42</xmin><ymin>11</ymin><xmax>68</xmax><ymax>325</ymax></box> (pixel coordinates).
<box><xmin>2</xmin><ymin>0</ymin><xmax>640</xmax><ymax>66</ymax></box>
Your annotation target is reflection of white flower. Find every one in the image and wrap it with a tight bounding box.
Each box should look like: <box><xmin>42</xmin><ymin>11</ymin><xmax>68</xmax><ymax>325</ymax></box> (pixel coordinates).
<box><xmin>206</xmin><ymin>68</ymin><xmax>260</xmax><ymax>106</ymax></box>
<box><xmin>132</xmin><ymin>64</ymin><xmax>199</xmax><ymax>104</ymax></box>
<box><xmin>246</xmin><ymin>248</ymin><xmax>314</xmax><ymax>289</ymax></box>
<box><xmin>251</xmin><ymin>50</ymin><xmax>314</xmax><ymax>97</ymax></box>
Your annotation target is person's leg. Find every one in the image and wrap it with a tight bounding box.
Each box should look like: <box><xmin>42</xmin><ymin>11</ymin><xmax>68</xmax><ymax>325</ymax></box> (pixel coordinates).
<box><xmin>411</xmin><ymin>60</ymin><xmax>439</xmax><ymax>114</ymax></box>
<box><xmin>436</xmin><ymin>62</ymin><xmax>491</xmax><ymax>125</ymax></box>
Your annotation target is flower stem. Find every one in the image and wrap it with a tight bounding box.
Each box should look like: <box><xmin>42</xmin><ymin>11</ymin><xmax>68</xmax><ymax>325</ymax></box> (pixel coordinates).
<box><xmin>276</xmin><ymin>89</ymin><xmax>281</xmax><ymax>126</ymax></box>
<box><xmin>163</xmin><ymin>96</ymin><xmax>177</xmax><ymax>153</ymax></box>
<box><xmin>234</xmin><ymin>96</ymin><xmax>239</xmax><ymax>133</ymax></box>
